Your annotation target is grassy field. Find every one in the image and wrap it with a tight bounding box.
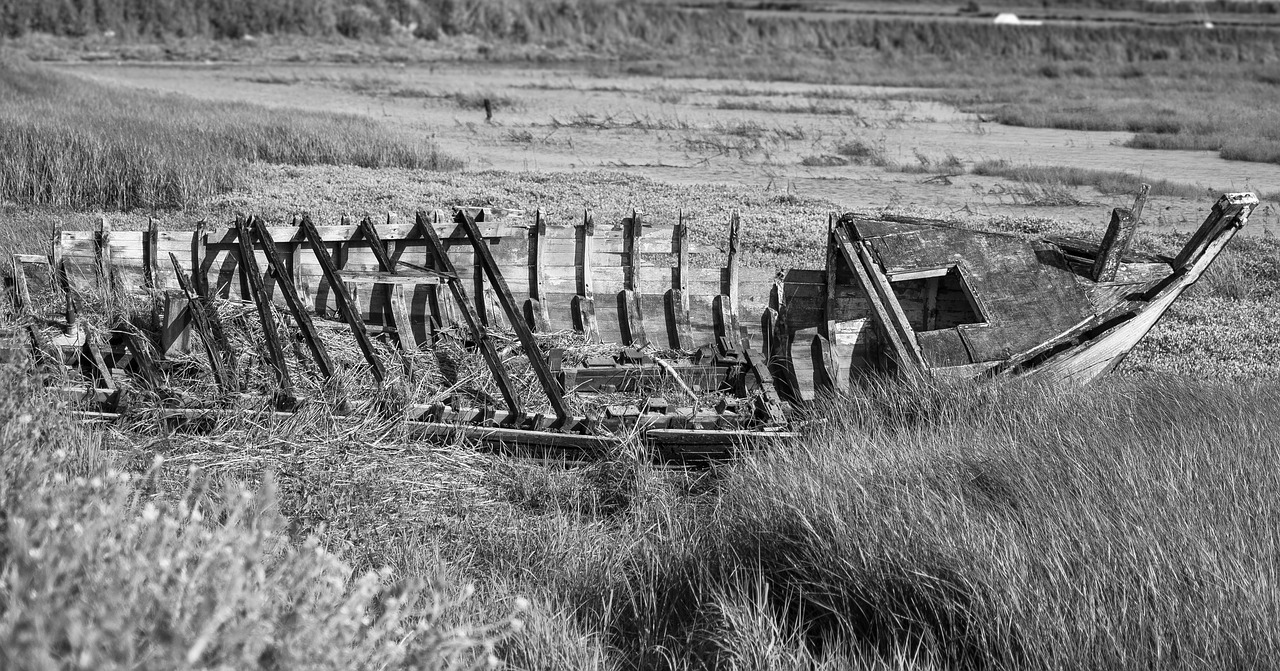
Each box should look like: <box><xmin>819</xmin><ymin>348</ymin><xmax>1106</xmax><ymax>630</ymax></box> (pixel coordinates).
<box><xmin>0</xmin><ymin>56</ymin><xmax>457</xmax><ymax>210</ymax></box>
<box><xmin>13</xmin><ymin>1</ymin><xmax>1280</xmax><ymax>166</ymax></box>
<box><xmin>5</xmin><ymin>6</ymin><xmax>1280</xmax><ymax>668</ymax></box>
<box><xmin>8</xmin><ymin>364</ymin><xmax>1280</xmax><ymax>668</ymax></box>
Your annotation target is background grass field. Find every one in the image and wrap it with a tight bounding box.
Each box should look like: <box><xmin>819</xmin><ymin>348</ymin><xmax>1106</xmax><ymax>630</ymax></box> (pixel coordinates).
<box><xmin>4</xmin><ymin>3</ymin><xmax>1280</xmax><ymax>668</ymax></box>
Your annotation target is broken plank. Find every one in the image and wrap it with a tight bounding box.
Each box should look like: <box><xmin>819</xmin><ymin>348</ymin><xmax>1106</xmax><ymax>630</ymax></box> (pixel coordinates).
<box><xmin>1091</xmin><ymin>207</ymin><xmax>1139</xmax><ymax>282</ymax></box>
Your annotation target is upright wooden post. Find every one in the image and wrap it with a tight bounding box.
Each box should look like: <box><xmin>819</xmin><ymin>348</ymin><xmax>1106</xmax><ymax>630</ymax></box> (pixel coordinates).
<box><xmin>726</xmin><ymin>210</ymin><xmax>741</xmax><ymax>342</ymax></box>
<box><xmin>812</xmin><ymin>334</ymin><xmax>837</xmax><ymax>395</ymax></box>
<box><xmin>668</xmin><ymin>209</ymin><xmax>694</xmax><ymax>350</ymax></box>
<box><xmin>525</xmin><ymin>210</ymin><xmax>551</xmax><ymax>332</ymax></box>
<box><xmin>769</xmin><ymin>278</ymin><xmax>801</xmax><ymax>405</ymax></box>
<box><xmin>51</xmin><ymin>223</ymin><xmax>74</xmax><ymax>325</ymax></box>
<box><xmin>823</xmin><ymin>213</ymin><xmax>836</xmax><ymax>341</ymax></box>
<box><xmin>574</xmin><ymin>211</ymin><xmax>598</xmax><ymax>340</ymax></box>
<box><xmin>96</xmin><ymin>216</ymin><xmax>114</xmax><ymax>295</ymax></box>
<box><xmin>1091</xmin><ymin>207</ymin><xmax>1139</xmax><ymax>282</ymax></box>
<box><xmin>620</xmin><ymin>210</ymin><xmax>647</xmax><ymax>347</ymax></box>
<box><xmin>144</xmin><ymin>218</ymin><xmax>160</xmax><ymax>291</ymax></box>
<box><xmin>191</xmin><ymin>219</ymin><xmax>209</xmax><ymax>298</ymax></box>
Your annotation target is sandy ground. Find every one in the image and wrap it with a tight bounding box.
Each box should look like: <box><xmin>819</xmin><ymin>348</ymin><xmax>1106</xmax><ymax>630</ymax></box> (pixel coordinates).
<box><xmin>56</xmin><ymin>60</ymin><xmax>1280</xmax><ymax>235</ymax></box>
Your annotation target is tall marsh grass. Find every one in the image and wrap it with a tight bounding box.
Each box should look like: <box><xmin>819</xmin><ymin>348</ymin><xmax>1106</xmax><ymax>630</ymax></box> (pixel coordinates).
<box><xmin>10</xmin><ymin>335</ymin><xmax>1280</xmax><ymax>666</ymax></box>
<box><xmin>482</xmin><ymin>376</ymin><xmax>1280</xmax><ymax>667</ymax></box>
<box><xmin>972</xmin><ymin>159</ymin><xmax>1207</xmax><ymax>199</ymax></box>
<box><xmin>0</xmin><ymin>58</ymin><xmax>458</xmax><ymax>210</ymax></box>
<box><xmin>0</xmin><ymin>368</ymin><xmax>517</xmax><ymax>669</ymax></box>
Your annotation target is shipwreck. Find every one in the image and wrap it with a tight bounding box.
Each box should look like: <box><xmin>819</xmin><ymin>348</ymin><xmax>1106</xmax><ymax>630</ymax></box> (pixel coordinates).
<box><xmin>1</xmin><ymin>190</ymin><xmax>1258</xmax><ymax>460</ymax></box>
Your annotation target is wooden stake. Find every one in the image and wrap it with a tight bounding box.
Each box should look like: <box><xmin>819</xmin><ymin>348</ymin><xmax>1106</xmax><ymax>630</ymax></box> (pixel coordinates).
<box><xmin>96</xmin><ymin>216</ymin><xmax>114</xmax><ymax>295</ymax></box>
<box><xmin>1091</xmin><ymin>207</ymin><xmax>1139</xmax><ymax>282</ymax></box>
<box><xmin>300</xmin><ymin>214</ymin><xmax>386</xmax><ymax>384</ymax></box>
<box><xmin>457</xmin><ymin>209</ymin><xmax>571</xmax><ymax>426</ymax></box>
<box><xmin>170</xmin><ymin>253</ymin><xmax>235</xmax><ymax>392</ymax></box>
<box><xmin>811</xmin><ymin>334</ymin><xmax>837</xmax><ymax>396</ymax></box>
<box><xmin>526</xmin><ymin>209</ymin><xmax>551</xmax><ymax>332</ymax></box>
<box><xmin>235</xmin><ymin>215</ymin><xmax>294</xmax><ymax>396</ymax></box>
<box><xmin>144</xmin><ymin>218</ymin><xmax>160</xmax><ymax>291</ymax></box>
<box><xmin>251</xmin><ymin>216</ymin><xmax>334</xmax><ymax>378</ymax></box>
<box><xmin>669</xmin><ymin>209</ymin><xmax>694</xmax><ymax>350</ymax></box>
<box><xmin>621</xmin><ymin>210</ymin><xmax>648</xmax><ymax>347</ymax></box>
<box><xmin>159</xmin><ymin>290</ymin><xmax>191</xmax><ymax>358</ymax></box>
<box><xmin>574</xmin><ymin>210</ymin><xmax>598</xmax><ymax>340</ymax></box>
<box><xmin>416</xmin><ymin>210</ymin><xmax>524</xmax><ymax>422</ymax></box>
<box><xmin>823</xmin><ymin>213</ymin><xmax>836</xmax><ymax>340</ymax></box>
<box><xmin>192</xmin><ymin>219</ymin><xmax>209</xmax><ymax>298</ymax></box>
<box><xmin>51</xmin><ymin>223</ymin><xmax>74</xmax><ymax>325</ymax></box>
<box><xmin>726</xmin><ymin>210</ymin><xmax>742</xmax><ymax>345</ymax></box>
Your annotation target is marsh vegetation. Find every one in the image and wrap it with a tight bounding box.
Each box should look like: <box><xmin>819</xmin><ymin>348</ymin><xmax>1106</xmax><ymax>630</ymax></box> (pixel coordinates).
<box><xmin>4</xmin><ymin>2</ymin><xmax>1280</xmax><ymax>668</ymax></box>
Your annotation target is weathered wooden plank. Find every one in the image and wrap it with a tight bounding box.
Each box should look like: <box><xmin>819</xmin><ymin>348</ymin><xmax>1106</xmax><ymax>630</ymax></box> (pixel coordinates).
<box><xmin>406</xmin><ymin>420</ymin><xmax>615</xmax><ymax>453</ymax></box>
<box><xmin>839</xmin><ymin>226</ymin><xmax>926</xmax><ymax>375</ymax></box>
<box><xmin>1174</xmin><ymin>193</ymin><xmax>1257</xmax><ymax>271</ymax></box>
<box><xmin>744</xmin><ymin>348</ymin><xmax>789</xmax><ymax>423</ymax></box>
<box><xmin>1091</xmin><ymin>207</ymin><xmax>1139</xmax><ymax>282</ymax></box>
<box><xmin>160</xmin><ymin>290</ymin><xmax>190</xmax><ymax>357</ymax></box>
<box><xmin>811</xmin><ymin>334</ymin><xmax>837</xmax><ymax>395</ymax></box>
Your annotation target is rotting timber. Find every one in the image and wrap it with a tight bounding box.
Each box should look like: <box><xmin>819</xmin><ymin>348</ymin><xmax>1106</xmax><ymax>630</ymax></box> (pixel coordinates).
<box><xmin>1</xmin><ymin>192</ymin><xmax>1258</xmax><ymax>462</ymax></box>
